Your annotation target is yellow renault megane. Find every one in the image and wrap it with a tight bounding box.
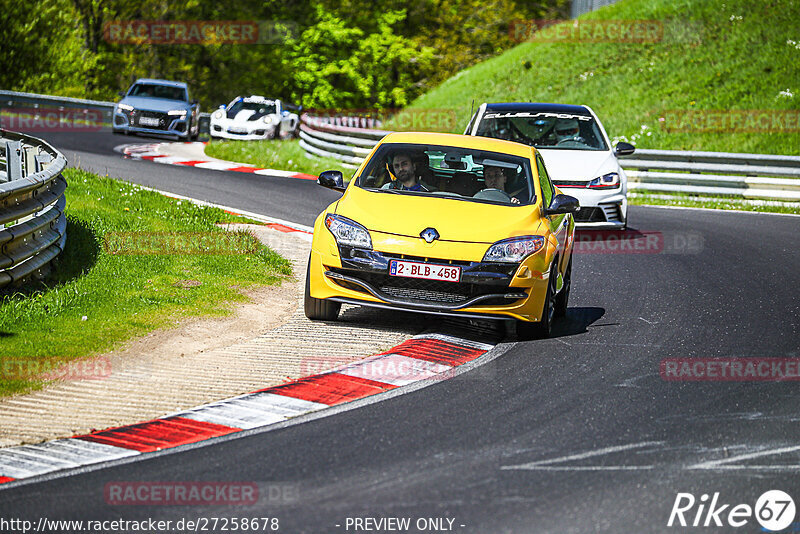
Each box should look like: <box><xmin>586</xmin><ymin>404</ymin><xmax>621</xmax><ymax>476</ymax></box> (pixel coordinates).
<box><xmin>305</xmin><ymin>132</ymin><xmax>578</xmax><ymax>338</ymax></box>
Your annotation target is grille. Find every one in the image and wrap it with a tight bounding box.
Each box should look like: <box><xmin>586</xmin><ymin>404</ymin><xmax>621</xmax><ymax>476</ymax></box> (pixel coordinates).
<box><xmin>135</xmin><ymin>111</ymin><xmax>170</xmax><ymax>130</ymax></box>
<box><xmin>574</xmin><ymin>207</ymin><xmax>606</xmax><ymax>222</ymax></box>
<box><xmin>331</xmin><ymin>268</ymin><xmax>512</xmax><ymax>305</ymax></box>
<box><xmin>600</xmin><ymin>202</ymin><xmax>622</xmax><ymax>222</ymax></box>
<box><xmin>553</xmin><ymin>180</ymin><xmax>586</xmax><ymax>188</ymax></box>
<box><xmin>380</xmin><ymin>286</ymin><xmax>466</xmax><ymax>304</ymax></box>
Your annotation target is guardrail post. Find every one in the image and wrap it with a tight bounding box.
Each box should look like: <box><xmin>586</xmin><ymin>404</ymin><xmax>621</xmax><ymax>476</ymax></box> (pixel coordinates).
<box><xmin>4</xmin><ymin>140</ymin><xmax>22</xmax><ymax>182</ymax></box>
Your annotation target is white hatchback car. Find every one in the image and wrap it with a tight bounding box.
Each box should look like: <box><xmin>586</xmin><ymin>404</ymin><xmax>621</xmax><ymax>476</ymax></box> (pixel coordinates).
<box><xmin>466</xmin><ymin>102</ymin><xmax>634</xmax><ymax>228</ymax></box>
<box><xmin>210</xmin><ymin>96</ymin><xmax>300</xmax><ymax>140</ymax></box>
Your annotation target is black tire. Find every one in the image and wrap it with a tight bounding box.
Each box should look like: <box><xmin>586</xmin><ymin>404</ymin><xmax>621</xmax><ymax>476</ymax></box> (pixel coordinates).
<box><xmin>516</xmin><ymin>260</ymin><xmax>557</xmax><ymax>340</ymax></box>
<box><xmin>554</xmin><ymin>255</ymin><xmax>572</xmax><ymax>318</ymax></box>
<box><xmin>304</xmin><ymin>258</ymin><xmax>341</xmax><ymax>321</ymax></box>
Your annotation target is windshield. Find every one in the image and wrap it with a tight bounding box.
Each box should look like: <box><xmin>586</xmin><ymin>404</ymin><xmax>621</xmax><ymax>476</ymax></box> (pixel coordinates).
<box><xmin>229</xmin><ymin>100</ymin><xmax>276</xmax><ymax>115</ymax></box>
<box><xmin>128</xmin><ymin>83</ymin><xmax>188</xmax><ymax>102</ymax></box>
<box><xmin>476</xmin><ymin>110</ymin><xmax>609</xmax><ymax>151</ymax></box>
<box><xmin>355</xmin><ymin>143</ymin><xmax>535</xmax><ymax>206</ymax></box>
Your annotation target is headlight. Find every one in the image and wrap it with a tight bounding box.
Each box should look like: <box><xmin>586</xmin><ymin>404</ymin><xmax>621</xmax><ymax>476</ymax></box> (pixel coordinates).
<box><xmin>168</xmin><ymin>109</ymin><xmax>187</xmax><ymax>117</ymax></box>
<box><xmin>213</xmin><ymin>110</ymin><xmax>224</xmax><ymax>119</ymax></box>
<box><xmin>117</xmin><ymin>103</ymin><xmax>133</xmax><ymax>111</ymax></box>
<box><xmin>587</xmin><ymin>172</ymin><xmax>619</xmax><ymax>189</ymax></box>
<box><xmin>483</xmin><ymin>236</ymin><xmax>545</xmax><ymax>263</ymax></box>
<box><xmin>325</xmin><ymin>214</ymin><xmax>371</xmax><ymax>249</ymax></box>
<box><xmin>262</xmin><ymin>116</ymin><xmax>273</xmax><ymax>124</ymax></box>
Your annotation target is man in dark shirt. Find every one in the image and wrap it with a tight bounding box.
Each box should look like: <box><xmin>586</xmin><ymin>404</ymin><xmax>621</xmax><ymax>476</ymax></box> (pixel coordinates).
<box><xmin>383</xmin><ymin>152</ymin><xmax>431</xmax><ymax>191</ymax></box>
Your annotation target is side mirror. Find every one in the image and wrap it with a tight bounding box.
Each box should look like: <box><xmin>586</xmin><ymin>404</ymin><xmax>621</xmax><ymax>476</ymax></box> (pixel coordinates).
<box><xmin>546</xmin><ymin>194</ymin><xmax>580</xmax><ymax>215</ymax></box>
<box><xmin>218</xmin><ymin>104</ymin><xmax>225</xmax><ymax>109</ymax></box>
<box><xmin>318</xmin><ymin>170</ymin><xmax>346</xmax><ymax>192</ymax></box>
<box><xmin>614</xmin><ymin>142</ymin><xmax>635</xmax><ymax>156</ymax></box>
<box><xmin>118</xmin><ymin>90</ymin><xmax>126</xmax><ymax>97</ymax></box>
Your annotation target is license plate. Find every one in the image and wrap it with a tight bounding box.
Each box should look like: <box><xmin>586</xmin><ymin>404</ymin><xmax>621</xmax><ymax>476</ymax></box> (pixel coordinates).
<box><xmin>389</xmin><ymin>260</ymin><xmax>461</xmax><ymax>282</ymax></box>
<box><xmin>228</xmin><ymin>127</ymin><xmax>247</xmax><ymax>134</ymax></box>
<box><xmin>139</xmin><ymin>117</ymin><xmax>160</xmax><ymax>126</ymax></box>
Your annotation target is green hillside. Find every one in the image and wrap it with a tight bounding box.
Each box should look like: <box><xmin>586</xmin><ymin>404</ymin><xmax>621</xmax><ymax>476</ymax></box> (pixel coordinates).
<box><xmin>404</xmin><ymin>0</ymin><xmax>800</xmax><ymax>154</ymax></box>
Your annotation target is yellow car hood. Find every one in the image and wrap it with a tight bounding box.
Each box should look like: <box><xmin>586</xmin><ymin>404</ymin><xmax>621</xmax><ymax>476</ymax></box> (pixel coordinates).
<box><xmin>338</xmin><ymin>186</ymin><xmax>545</xmax><ymax>243</ymax></box>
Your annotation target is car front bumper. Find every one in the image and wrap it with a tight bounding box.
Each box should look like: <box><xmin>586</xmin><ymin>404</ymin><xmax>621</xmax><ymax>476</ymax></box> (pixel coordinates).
<box><xmin>113</xmin><ymin>110</ymin><xmax>191</xmax><ymax>138</ymax></box>
<box><xmin>308</xmin><ymin>225</ymin><xmax>554</xmax><ymax>323</ymax></box>
<box><xmin>555</xmin><ymin>186</ymin><xmax>627</xmax><ymax>228</ymax></box>
<box><xmin>209</xmin><ymin>121</ymin><xmax>275</xmax><ymax>140</ymax></box>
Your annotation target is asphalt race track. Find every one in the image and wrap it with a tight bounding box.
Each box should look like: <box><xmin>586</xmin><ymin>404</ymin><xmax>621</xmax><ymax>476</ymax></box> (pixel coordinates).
<box><xmin>2</xmin><ymin>129</ymin><xmax>799</xmax><ymax>533</ymax></box>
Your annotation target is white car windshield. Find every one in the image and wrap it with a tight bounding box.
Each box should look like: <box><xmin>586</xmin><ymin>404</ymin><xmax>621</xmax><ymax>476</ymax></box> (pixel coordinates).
<box><xmin>477</xmin><ymin>111</ymin><xmax>608</xmax><ymax>151</ymax></box>
<box><xmin>355</xmin><ymin>143</ymin><xmax>535</xmax><ymax>206</ymax></box>
<box><xmin>229</xmin><ymin>100</ymin><xmax>276</xmax><ymax>115</ymax></box>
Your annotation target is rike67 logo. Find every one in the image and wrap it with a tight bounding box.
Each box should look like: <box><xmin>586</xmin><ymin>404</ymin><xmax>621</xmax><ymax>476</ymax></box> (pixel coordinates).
<box><xmin>668</xmin><ymin>490</ymin><xmax>796</xmax><ymax>531</ymax></box>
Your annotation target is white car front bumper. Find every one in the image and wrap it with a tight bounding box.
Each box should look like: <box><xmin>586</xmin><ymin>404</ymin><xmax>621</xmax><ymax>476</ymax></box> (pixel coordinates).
<box><xmin>555</xmin><ymin>186</ymin><xmax>627</xmax><ymax>228</ymax></box>
<box><xmin>209</xmin><ymin>120</ymin><xmax>276</xmax><ymax>140</ymax></box>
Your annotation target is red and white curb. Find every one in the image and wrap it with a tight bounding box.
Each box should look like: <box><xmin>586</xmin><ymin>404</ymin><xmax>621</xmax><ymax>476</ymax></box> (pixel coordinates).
<box><xmin>0</xmin><ymin>334</ymin><xmax>496</xmax><ymax>486</ymax></box>
<box><xmin>117</xmin><ymin>142</ymin><xmax>317</xmax><ymax>181</ymax></box>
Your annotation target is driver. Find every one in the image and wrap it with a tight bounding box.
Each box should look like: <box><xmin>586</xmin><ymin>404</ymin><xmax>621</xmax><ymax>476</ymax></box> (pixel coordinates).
<box><xmin>483</xmin><ymin>164</ymin><xmax>521</xmax><ymax>204</ymax></box>
<box><xmin>555</xmin><ymin>118</ymin><xmax>583</xmax><ymax>144</ymax></box>
<box><xmin>382</xmin><ymin>151</ymin><xmax>431</xmax><ymax>191</ymax></box>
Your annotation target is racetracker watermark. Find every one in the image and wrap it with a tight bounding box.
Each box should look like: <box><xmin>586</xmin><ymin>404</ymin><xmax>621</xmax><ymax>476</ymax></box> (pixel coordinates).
<box><xmin>660</xmin><ymin>110</ymin><xmax>800</xmax><ymax>133</ymax></box>
<box><xmin>0</xmin><ymin>107</ymin><xmax>104</xmax><ymax>132</ymax></box>
<box><xmin>104</xmin><ymin>482</ymin><xmax>265</xmax><ymax>506</ymax></box>
<box><xmin>103</xmin><ymin>20</ymin><xmax>297</xmax><ymax>45</ymax></box>
<box><xmin>509</xmin><ymin>19</ymin><xmax>663</xmax><ymax>43</ymax></box>
<box><xmin>1</xmin><ymin>357</ymin><xmax>111</xmax><ymax>381</ymax></box>
<box><xmin>572</xmin><ymin>230</ymin><xmax>703</xmax><ymax>254</ymax></box>
<box><xmin>661</xmin><ymin>358</ymin><xmax>800</xmax><ymax>381</ymax></box>
<box><xmin>310</xmin><ymin>108</ymin><xmax>459</xmax><ymax>132</ymax></box>
<box><xmin>103</xmin><ymin>231</ymin><xmax>261</xmax><ymax>255</ymax></box>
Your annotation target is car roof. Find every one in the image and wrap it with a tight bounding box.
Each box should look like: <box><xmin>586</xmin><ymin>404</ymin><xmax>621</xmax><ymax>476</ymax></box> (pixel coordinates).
<box><xmin>483</xmin><ymin>102</ymin><xmax>592</xmax><ymax>116</ymax></box>
<box><xmin>133</xmin><ymin>78</ymin><xmax>188</xmax><ymax>89</ymax></box>
<box><xmin>380</xmin><ymin>132</ymin><xmax>535</xmax><ymax>158</ymax></box>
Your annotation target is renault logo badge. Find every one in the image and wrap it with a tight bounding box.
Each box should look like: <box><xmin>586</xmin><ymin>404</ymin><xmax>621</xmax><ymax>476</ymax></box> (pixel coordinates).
<box><xmin>420</xmin><ymin>228</ymin><xmax>439</xmax><ymax>243</ymax></box>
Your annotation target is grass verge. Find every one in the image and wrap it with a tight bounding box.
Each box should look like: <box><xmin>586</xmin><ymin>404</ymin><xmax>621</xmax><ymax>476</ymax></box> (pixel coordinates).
<box><xmin>630</xmin><ymin>191</ymin><xmax>800</xmax><ymax>215</ymax></box>
<box><xmin>205</xmin><ymin>138</ymin><xmax>350</xmax><ymax>178</ymax></box>
<box><xmin>403</xmin><ymin>0</ymin><xmax>800</xmax><ymax>155</ymax></box>
<box><xmin>0</xmin><ymin>168</ymin><xmax>292</xmax><ymax>397</ymax></box>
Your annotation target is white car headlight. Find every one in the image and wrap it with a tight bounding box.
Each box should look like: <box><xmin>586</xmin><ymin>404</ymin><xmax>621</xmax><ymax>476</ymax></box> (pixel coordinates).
<box><xmin>262</xmin><ymin>116</ymin><xmax>273</xmax><ymax>125</ymax></box>
<box><xmin>483</xmin><ymin>236</ymin><xmax>545</xmax><ymax>263</ymax></box>
<box><xmin>167</xmin><ymin>109</ymin><xmax>187</xmax><ymax>117</ymax></box>
<box><xmin>325</xmin><ymin>214</ymin><xmax>371</xmax><ymax>249</ymax></box>
<box><xmin>587</xmin><ymin>172</ymin><xmax>620</xmax><ymax>189</ymax></box>
<box><xmin>117</xmin><ymin>103</ymin><xmax>133</xmax><ymax>111</ymax></box>
<box><xmin>213</xmin><ymin>110</ymin><xmax>224</xmax><ymax>120</ymax></box>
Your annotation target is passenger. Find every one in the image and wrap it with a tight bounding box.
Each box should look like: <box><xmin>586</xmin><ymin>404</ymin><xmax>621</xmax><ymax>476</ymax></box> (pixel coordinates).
<box><xmin>383</xmin><ymin>151</ymin><xmax>432</xmax><ymax>192</ymax></box>
<box><xmin>483</xmin><ymin>163</ymin><xmax>522</xmax><ymax>204</ymax></box>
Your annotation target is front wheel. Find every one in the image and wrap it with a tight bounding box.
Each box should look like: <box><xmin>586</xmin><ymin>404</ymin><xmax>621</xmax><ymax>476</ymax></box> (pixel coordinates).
<box><xmin>554</xmin><ymin>255</ymin><xmax>571</xmax><ymax>318</ymax></box>
<box><xmin>304</xmin><ymin>257</ymin><xmax>341</xmax><ymax>321</ymax></box>
<box><xmin>516</xmin><ymin>260</ymin><xmax>557</xmax><ymax>340</ymax></box>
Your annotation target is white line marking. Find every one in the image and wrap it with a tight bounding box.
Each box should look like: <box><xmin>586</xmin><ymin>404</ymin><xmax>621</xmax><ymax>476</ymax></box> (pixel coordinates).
<box><xmin>131</xmin><ymin>184</ymin><xmax>314</xmax><ymax>234</ymax></box>
<box><xmin>510</xmin><ymin>465</ymin><xmax>655</xmax><ymax>471</ymax></box>
<box><xmin>501</xmin><ymin>441</ymin><xmax>663</xmax><ymax>470</ymax></box>
<box><xmin>690</xmin><ymin>445</ymin><xmax>800</xmax><ymax>469</ymax></box>
<box><xmin>637</xmin><ymin>203</ymin><xmax>800</xmax><ymax>218</ymax></box>
<box><xmin>193</xmin><ymin>161</ymin><xmax>238</xmax><ymax>170</ymax></box>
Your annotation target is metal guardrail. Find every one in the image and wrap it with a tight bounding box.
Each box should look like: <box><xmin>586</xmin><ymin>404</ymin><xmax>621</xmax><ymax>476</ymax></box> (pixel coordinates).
<box><xmin>623</xmin><ymin>150</ymin><xmax>800</xmax><ymax>201</ymax></box>
<box><xmin>571</xmin><ymin>0</ymin><xmax>621</xmax><ymax>18</ymax></box>
<box><xmin>0</xmin><ymin>129</ymin><xmax>68</xmax><ymax>287</ymax></box>
<box><xmin>299</xmin><ymin>114</ymin><xmax>800</xmax><ymax>202</ymax></box>
<box><xmin>0</xmin><ymin>90</ymin><xmax>211</xmax><ymax>134</ymax></box>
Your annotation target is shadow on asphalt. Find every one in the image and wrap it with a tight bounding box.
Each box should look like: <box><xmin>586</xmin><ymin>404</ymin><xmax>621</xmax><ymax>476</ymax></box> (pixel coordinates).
<box><xmin>551</xmin><ymin>306</ymin><xmax>606</xmax><ymax>338</ymax></box>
